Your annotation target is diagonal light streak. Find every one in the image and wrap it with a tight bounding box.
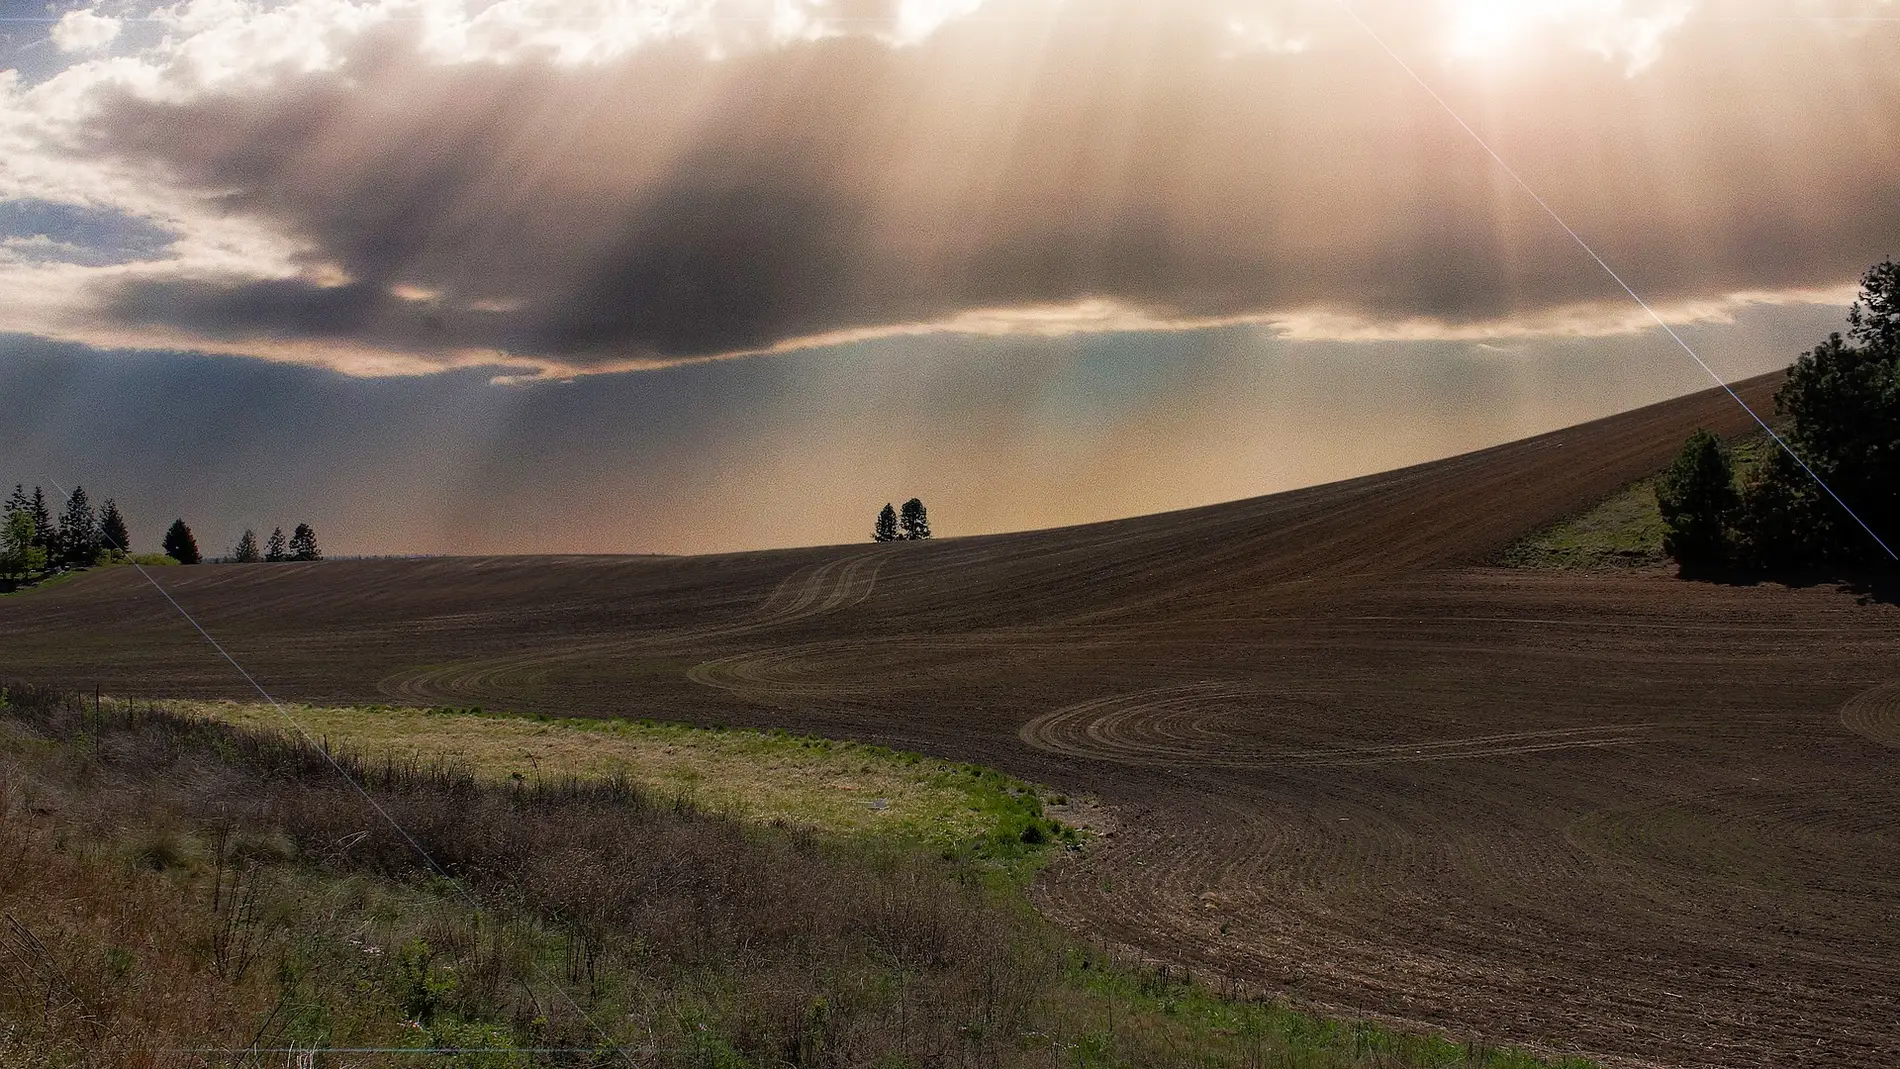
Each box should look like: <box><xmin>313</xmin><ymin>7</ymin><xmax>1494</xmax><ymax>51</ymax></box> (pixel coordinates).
<box><xmin>1334</xmin><ymin>0</ymin><xmax>1896</xmax><ymax>561</ymax></box>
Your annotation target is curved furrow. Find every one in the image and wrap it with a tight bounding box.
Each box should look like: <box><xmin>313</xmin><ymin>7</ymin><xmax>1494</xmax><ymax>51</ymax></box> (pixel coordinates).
<box><xmin>377</xmin><ymin>552</ymin><xmax>888</xmax><ymax>704</ymax></box>
<box><xmin>1019</xmin><ymin>683</ymin><xmax>1654</xmax><ymax>768</ymax></box>
<box><xmin>1840</xmin><ymin>679</ymin><xmax>1900</xmax><ymax>749</ymax></box>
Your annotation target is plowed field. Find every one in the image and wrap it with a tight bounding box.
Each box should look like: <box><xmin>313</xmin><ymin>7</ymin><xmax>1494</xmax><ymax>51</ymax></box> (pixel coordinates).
<box><xmin>6</xmin><ymin>371</ymin><xmax>1898</xmax><ymax>1068</ymax></box>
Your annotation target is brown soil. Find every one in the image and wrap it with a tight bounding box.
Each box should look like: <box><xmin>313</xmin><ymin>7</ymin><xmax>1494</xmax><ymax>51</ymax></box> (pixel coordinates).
<box><xmin>5</xmin><ymin>371</ymin><xmax>1897</xmax><ymax>1069</ymax></box>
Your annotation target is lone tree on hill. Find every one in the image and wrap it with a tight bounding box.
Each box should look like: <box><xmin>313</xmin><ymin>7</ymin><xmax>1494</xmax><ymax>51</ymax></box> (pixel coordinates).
<box><xmin>57</xmin><ymin>486</ymin><xmax>100</xmax><ymax>570</ymax></box>
<box><xmin>265</xmin><ymin>527</ymin><xmax>288</xmax><ymax>562</ymax></box>
<box><xmin>1656</xmin><ymin>429</ymin><xmax>1737</xmax><ymax>574</ymax></box>
<box><xmin>163</xmin><ymin>519</ymin><xmax>201</xmax><ymax>565</ymax></box>
<box><xmin>233</xmin><ymin>529</ymin><xmax>261</xmax><ymax>563</ymax></box>
<box><xmin>873</xmin><ymin>503</ymin><xmax>899</xmax><ymax>543</ymax></box>
<box><xmin>99</xmin><ymin>499</ymin><xmax>129</xmax><ymax>554</ymax></box>
<box><xmin>289</xmin><ymin>523</ymin><xmax>322</xmax><ymax>562</ymax></box>
<box><xmin>899</xmin><ymin>498</ymin><xmax>931</xmax><ymax>541</ymax></box>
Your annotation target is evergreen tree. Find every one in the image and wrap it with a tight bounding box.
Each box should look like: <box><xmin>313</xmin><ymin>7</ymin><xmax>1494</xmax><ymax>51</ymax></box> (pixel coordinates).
<box><xmin>57</xmin><ymin>486</ymin><xmax>100</xmax><ymax>569</ymax></box>
<box><xmin>289</xmin><ymin>523</ymin><xmax>322</xmax><ymax>562</ymax></box>
<box><xmin>898</xmin><ymin>498</ymin><xmax>931</xmax><ymax>541</ymax></box>
<box><xmin>163</xmin><ymin>519</ymin><xmax>201</xmax><ymax>565</ymax></box>
<box><xmin>27</xmin><ymin>487</ymin><xmax>52</xmax><ymax>553</ymax></box>
<box><xmin>873</xmin><ymin>503</ymin><xmax>899</xmax><ymax>543</ymax></box>
<box><xmin>99</xmin><ymin>499</ymin><xmax>130</xmax><ymax>554</ymax></box>
<box><xmin>233</xmin><ymin>529</ymin><xmax>261</xmax><ymax>563</ymax></box>
<box><xmin>1655</xmin><ymin>430</ymin><xmax>1737</xmax><ymax>574</ymax></box>
<box><xmin>4</xmin><ymin>484</ymin><xmax>26</xmax><ymax>519</ymax></box>
<box><xmin>265</xmin><ymin>527</ymin><xmax>288</xmax><ymax>562</ymax></box>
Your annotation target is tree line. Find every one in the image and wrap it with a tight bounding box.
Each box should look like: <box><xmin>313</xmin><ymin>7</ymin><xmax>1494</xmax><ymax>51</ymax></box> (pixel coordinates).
<box><xmin>873</xmin><ymin>498</ymin><xmax>932</xmax><ymax>542</ymax></box>
<box><xmin>229</xmin><ymin>524</ymin><xmax>322</xmax><ymax>564</ymax></box>
<box><xmin>2</xmin><ymin>484</ymin><xmax>322</xmax><ymax>589</ymax></box>
<box><xmin>2</xmin><ymin>485</ymin><xmax>136</xmax><ymax>584</ymax></box>
<box><xmin>1657</xmin><ymin>261</ymin><xmax>1900</xmax><ymax>575</ymax></box>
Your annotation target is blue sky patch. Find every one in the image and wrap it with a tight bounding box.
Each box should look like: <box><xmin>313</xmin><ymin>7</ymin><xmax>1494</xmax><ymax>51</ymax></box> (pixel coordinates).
<box><xmin>0</xmin><ymin>198</ymin><xmax>176</xmax><ymax>266</ymax></box>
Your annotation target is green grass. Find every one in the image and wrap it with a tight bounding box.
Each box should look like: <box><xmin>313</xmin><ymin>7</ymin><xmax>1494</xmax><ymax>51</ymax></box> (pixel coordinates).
<box><xmin>1499</xmin><ymin>432</ymin><xmax>1775</xmax><ymax>571</ymax></box>
<box><xmin>1495</xmin><ymin>479</ymin><xmax>1670</xmax><ymax>570</ymax></box>
<box><xmin>179</xmin><ymin>699</ymin><xmax>1082</xmax><ymax>874</ymax></box>
<box><xmin>1052</xmin><ymin>953</ymin><xmax>1596</xmax><ymax>1069</ymax></box>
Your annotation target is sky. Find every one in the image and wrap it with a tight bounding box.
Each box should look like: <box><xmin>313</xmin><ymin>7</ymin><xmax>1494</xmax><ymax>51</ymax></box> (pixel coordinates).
<box><xmin>0</xmin><ymin>0</ymin><xmax>1895</xmax><ymax>555</ymax></box>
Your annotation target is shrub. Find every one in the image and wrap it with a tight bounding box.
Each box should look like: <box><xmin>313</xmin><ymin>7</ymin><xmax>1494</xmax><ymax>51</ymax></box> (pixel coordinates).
<box><xmin>1655</xmin><ymin>429</ymin><xmax>1737</xmax><ymax>574</ymax></box>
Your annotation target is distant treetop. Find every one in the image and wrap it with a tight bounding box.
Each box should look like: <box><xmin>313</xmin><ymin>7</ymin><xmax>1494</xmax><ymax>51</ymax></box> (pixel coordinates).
<box><xmin>899</xmin><ymin>498</ymin><xmax>931</xmax><ymax>541</ymax></box>
<box><xmin>290</xmin><ymin>523</ymin><xmax>322</xmax><ymax>562</ymax></box>
<box><xmin>873</xmin><ymin>499</ymin><xmax>933</xmax><ymax>542</ymax></box>
<box><xmin>233</xmin><ymin>529</ymin><xmax>262</xmax><ymax>564</ymax></box>
<box><xmin>99</xmin><ymin>499</ymin><xmax>130</xmax><ymax>554</ymax></box>
<box><xmin>163</xmin><ymin>519</ymin><xmax>201</xmax><ymax>565</ymax></box>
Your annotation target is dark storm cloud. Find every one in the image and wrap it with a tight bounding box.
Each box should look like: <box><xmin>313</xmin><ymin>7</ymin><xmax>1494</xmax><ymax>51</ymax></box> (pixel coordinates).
<box><xmin>76</xmin><ymin>4</ymin><xmax>1900</xmax><ymax>368</ymax></box>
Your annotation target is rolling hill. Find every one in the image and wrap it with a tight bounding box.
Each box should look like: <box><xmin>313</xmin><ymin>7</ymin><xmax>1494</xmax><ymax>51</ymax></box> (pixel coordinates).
<box><xmin>6</xmin><ymin>370</ymin><xmax>1898</xmax><ymax>1069</ymax></box>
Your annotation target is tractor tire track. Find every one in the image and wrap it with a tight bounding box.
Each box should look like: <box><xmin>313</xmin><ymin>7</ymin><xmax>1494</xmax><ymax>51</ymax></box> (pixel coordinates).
<box><xmin>377</xmin><ymin>551</ymin><xmax>886</xmax><ymax>704</ymax></box>
<box><xmin>1840</xmin><ymin>679</ymin><xmax>1900</xmax><ymax>749</ymax></box>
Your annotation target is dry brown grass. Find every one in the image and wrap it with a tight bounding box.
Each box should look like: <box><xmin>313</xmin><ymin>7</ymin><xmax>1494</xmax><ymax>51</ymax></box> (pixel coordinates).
<box><xmin>1</xmin><ymin>682</ymin><xmax>1592</xmax><ymax>1069</ymax></box>
<box><xmin>0</xmin><ymin>820</ymin><xmax>278</xmax><ymax>1066</ymax></box>
<box><xmin>1</xmin><ymin>683</ymin><xmax>1060</xmax><ymax>1067</ymax></box>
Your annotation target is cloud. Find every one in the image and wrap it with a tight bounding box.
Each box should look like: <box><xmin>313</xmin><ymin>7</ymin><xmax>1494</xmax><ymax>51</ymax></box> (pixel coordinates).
<box><xmin>2</xmin><ymin>0</ymin><xmax>1899</xmax><ymax>376</ymax></box>
<box><xmin>50</xmin><ymin>10</ymin><xmax>123</xmax><ymax>54</ymax></box>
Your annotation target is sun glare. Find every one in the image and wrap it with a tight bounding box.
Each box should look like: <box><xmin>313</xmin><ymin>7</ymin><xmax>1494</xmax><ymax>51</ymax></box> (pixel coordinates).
<box><xmin>1444</xmin><ymin>0</ymin><xmax>1543</xmax><ymax>61</ymax></box>
<box><xmin>1440</xmin><ymin>0</ymin><xmax>1692</xmax><ymax>73</ymax></box>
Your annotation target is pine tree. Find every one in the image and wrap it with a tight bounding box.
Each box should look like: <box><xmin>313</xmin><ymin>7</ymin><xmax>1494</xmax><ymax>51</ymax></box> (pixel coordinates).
<box><xmin>4</xmin><ymin>485</ymin><xmax>26</xmax><ymax>519</ymax></box>
<box><xmin>873</xmin><ymin>503</ymin><xmax>899</xmax><ymax>543</ymax></box>
<box><xmin>57</xmin><ymin>486</ymin><xmax>100</xmax><ymax>569</ymax></box>
<box><xmin>27</xmin><ymin>487</ymin><xmax>52</xmax><ymax>553</ymax></box>
<box><xmin>898</xmin><ymin>498</ymin><xmax>931</xmax><ymax>541</ymax></box>
<box><xmin>233</xmin><ymin>529</ymin><xmax>261</xmax><ymax>563</ymax></box>
<box><xmin>99</xmin><ymin>499</ymin><xmax>129</xmax><ymax>554</ymax></box>
<box><xmin>163</xmin><ymin>519</ymin><xmax>201</xmax><ymax>565</ymax></box>
<box><xmin>265</xmin><ymin>527</ymin><xmax>288</xmax><ymax>562</ymax></box>
<box><xmin>289</xmin><ymin>523</ymin><xmax>321</xmax><ymax>562</ymax></box>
